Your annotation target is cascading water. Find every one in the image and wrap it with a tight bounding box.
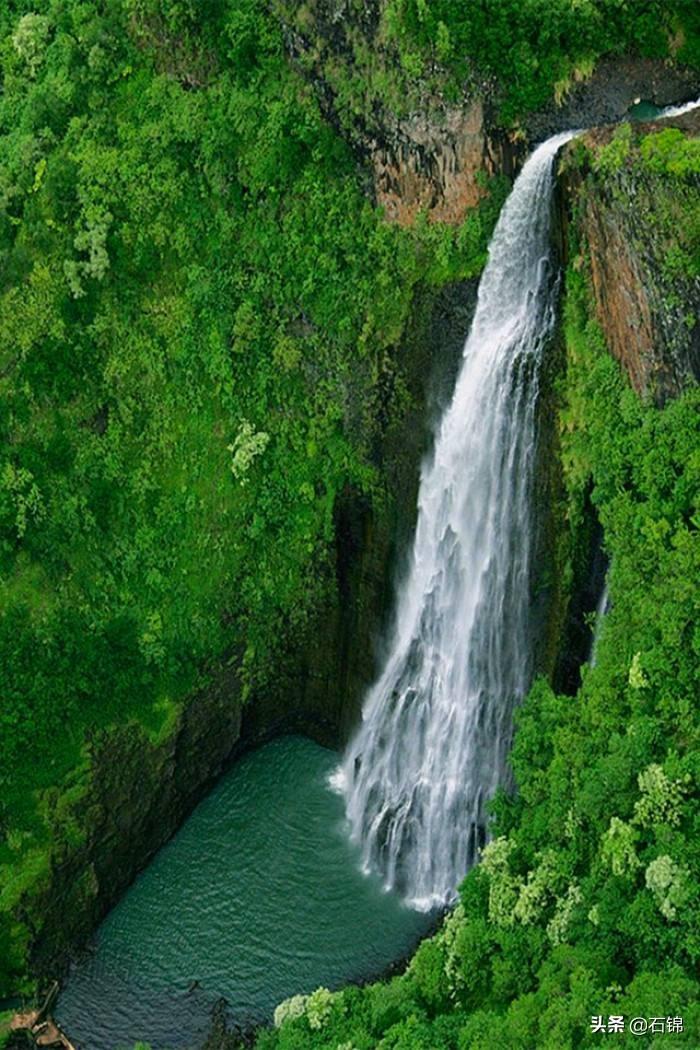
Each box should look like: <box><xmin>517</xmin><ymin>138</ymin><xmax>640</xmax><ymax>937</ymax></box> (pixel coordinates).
<box><xmin>589</xmin><ymin>580</ymin><xmax>611</xmax><ymax>668</ymax></box>
<box><xmin>333</xmin><ymin>130</ymin><xmax>578</xmax><ymax>910</ymax></box>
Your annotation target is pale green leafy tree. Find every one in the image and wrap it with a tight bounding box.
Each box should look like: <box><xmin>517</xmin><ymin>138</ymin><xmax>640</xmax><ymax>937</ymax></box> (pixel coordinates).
<box><xmin>628</xmin><ymin>651</ymin><xmax>649</xmax><ymax>689</ymax></box>
<box><xmin>306</xmin><ymin>986</ymin><xmax>334</xmax><ymax>1030</ymax></box>
<box><xmin>12</xmin><ymin>13</ymin><xmax>51</xmax><ymax>75</ymax></box>
<box><xmin>546</xmin><ymin>883</ymin><xmax>582</xmax><ymax>945</ymax></box>
<box><xmin>645</xmin><ymin>855</ymin><xmax>690</xmax><ymax>920</ymax></box>
<box><xmin>75</xmin><ymin>206</ymin><xmax>113</xmax><ymax>282</ymax></box>
<box><xmin>480</xmin><ymin>836</ymin><xmax>521</xmax><ymax>927</ymax></box>
<box><xmin>601</xmin><ymin>817</ymin><xmax>640</xmax><ymax>877</ymax></box>
<box><xmin>513</xmin><ymin>849</ymin><xmax>561</xmax><ymax>925</ymax></box>
<box><xmin>634</xmin><ymin>764</ymin><xmax>687</xmax><ymax>828</ymax></box>
<box><xmin>65</xmin><ymin>206</ymin><xmax>113</xmax><ymax>297</ymax></box>
<box><xmin>441</xmin><ymin>902</ymin><xmax>467</xmax><ymax>997</ymax></box>
<box><xmin>228</xmin><ymin>421</ymin><xmax>270</xmax><ymax>483</ymax></box>
<box><xmin>564</xmin><ymin>807</ymin><xmax>580</xmax><ymax>840</ymax></box>
<box><xmin>273</xmin><ymin>994</ymin><xmax>308</xmax><ymax>1029</ymax></box>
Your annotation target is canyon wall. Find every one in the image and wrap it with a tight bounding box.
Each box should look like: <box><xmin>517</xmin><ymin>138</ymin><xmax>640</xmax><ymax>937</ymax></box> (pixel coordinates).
<box><xmin>11</xmin><ymin>278</ymin><xmax>477</xmax><ymax>990</ymax></box>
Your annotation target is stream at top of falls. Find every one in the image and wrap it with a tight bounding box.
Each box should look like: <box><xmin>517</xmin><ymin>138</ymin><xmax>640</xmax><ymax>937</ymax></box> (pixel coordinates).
<box><xmin>56</xmin><ymin>737</ymin><xmax>433</xmax><ymax>1050</ymax></box>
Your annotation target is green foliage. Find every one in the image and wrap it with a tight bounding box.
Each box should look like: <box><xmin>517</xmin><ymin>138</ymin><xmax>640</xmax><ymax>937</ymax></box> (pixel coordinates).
<box><xmin>275</xmin><ymin>0</ymin><xmax>699</xmax><ymax>134</ymax></box>
<box><xmin>379</xmin><ymin>0</ymin><xmax>700</xmax><ymax>122</ymax></box>
<box><xmin>274</xmin><ymin>995</ymin><xmax>308</xmax><ymax>1030</ymax></box>
<box><xmin>261</xmin><ymin>211</ymin><xmax>700</xmax><ymax>1050</ymax></box>
<box><xmin>641</xmin><ymin>127</ymin><xmax>700</xmax><ymax>177</ymax></box>
<box><xmin>592</xmin><ymin>122</ymin><xmax>633</xmax><ymax>175</ymax></box>
<box><xmin>645</xmin><ymin>855</ymin><xmax>691</xmax><ymax>920</ymax></box>
<box><xmin>0</xmin><ymin>0</ymin><xmax>503</xmax><ymax>993</ymax></box>
<box><xmin>580</xmin><ymin>123</ymin><xmax>700</xmax><ymax>284</ymax></box>
<box><xmin>227</xmin><ymin>421</ymin><xmax>270</xmax><ymax>485</ymax></box>
<box><xmin>601</xmin><ymin>818</ymin><xmax>640</xmax><ymax>878</ymax></box>
<box><xmin>11</xmin><ymin>13</ymin><xmax>51</xmax><ymax>76</ymax></box>
<box><xmin>306</xmin><ymin>987</ymin><xmax>333</xmax><ymax>1031</ymax></box>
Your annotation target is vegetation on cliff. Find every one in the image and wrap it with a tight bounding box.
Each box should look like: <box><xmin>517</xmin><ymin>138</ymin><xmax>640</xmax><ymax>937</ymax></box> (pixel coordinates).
<box><xmin>260</xmin><ymin>133</ymin><xmax>700</xmax><ymax>1049</ymax></box>
<box><xmin>276</xmin><ymin>0</ymin><xmax>700</xmax><ymax>130</ymax></box>
<box><xmin>560</xmin><ymin>114</ymin><xmax>700</xmax><ymax>406</ymax></box>
<box><xmin>0</xmin><ymin>0</ymin><xmax>502</xmax><ymax>994</ymax></box>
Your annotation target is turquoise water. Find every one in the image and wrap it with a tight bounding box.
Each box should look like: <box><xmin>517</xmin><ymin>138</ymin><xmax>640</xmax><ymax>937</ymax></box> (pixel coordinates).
<box><xmin>627</xmin><ymin>100</ymin><xmax>664</xmax><ymax>121</ymax></box>
<box><xmin>56</xmin><ymin>736</ymin><xmax>433</xmax><ymax>1049</ymax></box>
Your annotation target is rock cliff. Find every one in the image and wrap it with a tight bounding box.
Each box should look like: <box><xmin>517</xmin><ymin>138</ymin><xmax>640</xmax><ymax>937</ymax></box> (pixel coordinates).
<box><xmin>368</xmin><ymin>100</ymin><xmax>518</xmax><ymax>226</ymax></box>
<box><xmin>559</xmin><ymin>108</ymin><xmax>700</xmax><ymax>402</ymax></box>
<box><xmin>277</xmin><ymin>1</ymin><xmax>699</xmax><ymax>227</ymax></box>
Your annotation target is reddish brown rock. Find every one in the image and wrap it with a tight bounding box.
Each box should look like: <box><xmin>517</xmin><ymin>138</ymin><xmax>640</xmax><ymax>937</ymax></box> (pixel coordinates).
<box><xmin>559</xmin><ymin>109</ymin><xmax>700</xmax><ymax>402</ymax></box>
<box><xmin>583</xmin><ymin>190</ymin><xmax>657</xmax><ymax>395</ymax></box>
<box><xmin>370</xmin><ymin>101</ymin><xmax>516</xmax><ymax>226</ymax></box>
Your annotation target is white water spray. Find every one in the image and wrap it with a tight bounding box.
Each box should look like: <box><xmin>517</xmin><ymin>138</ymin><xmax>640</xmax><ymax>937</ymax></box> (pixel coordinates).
<box><xmin>334</xmin><ymin>130</ymin><xmax>578</xmax><ymax>909</ymax></box>
<box><xmin>657</xmin><ymin>97</ymin><xmax>700</xmax><ymax>118</ymax></box>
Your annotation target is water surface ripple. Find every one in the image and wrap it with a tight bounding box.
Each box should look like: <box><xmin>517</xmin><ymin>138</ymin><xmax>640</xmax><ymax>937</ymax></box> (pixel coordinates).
<box><xmin>57</xmin><ymin>736</ymin><xmax>432</xmax><ymax>1050</ymax></box>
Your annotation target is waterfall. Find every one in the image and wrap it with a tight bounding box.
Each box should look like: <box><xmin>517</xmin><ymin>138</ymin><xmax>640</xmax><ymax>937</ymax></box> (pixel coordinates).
<box><xmin>333</xmin><ymin>130</ymin><xmax>578</xmax><ymax>910</ymax></box>
<box><xmin>589</xmin><ymin>580</ymin><xmax>611</xmax><ymax>668</ymax></box>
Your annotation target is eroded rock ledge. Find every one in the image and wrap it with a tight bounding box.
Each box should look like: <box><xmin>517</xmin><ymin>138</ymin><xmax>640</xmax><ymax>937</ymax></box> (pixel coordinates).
<box><xmin>368</xmin><ymin>59</ymin><xmax>699</xmax><ymax>227</ymax></box>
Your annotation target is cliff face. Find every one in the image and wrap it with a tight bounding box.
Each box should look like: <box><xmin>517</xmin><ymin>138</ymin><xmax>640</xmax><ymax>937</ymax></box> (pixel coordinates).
<box><xmin>16</xmin><ymin>669</ymin><xmax>243</xmax><ymax>980</ymax></box>
<box><xmin>277</xmin><ymin>0</ymin><xmax>699</xmax><ymax>227</ymax></box>
<box><xmin>242</xmin><ymin>280</ymin><xmax>477</xmax><ymax>747</ymax></box>
<box><xmin>559</xmin><ymin>109</ymin><xmax>700</xmax><ymax>403</ymax></box>
<box><xmin>368</xmin><ymin>58</ymin><xmax>699</xmax><ymax>227</ymax></box>
<box><xmin>546</xmin><ymin>110</ymin><xmax>700</xmax><ymax>694</ymax></box>
<box><xmin>369</xmin><ymin>101</ymin><xmax>519</xmax><ymax>226</ymax></box>
<box><xmin>274</xmin><ymin>0</ymin><xmax>522</xmax><ymax>225</ymax></box>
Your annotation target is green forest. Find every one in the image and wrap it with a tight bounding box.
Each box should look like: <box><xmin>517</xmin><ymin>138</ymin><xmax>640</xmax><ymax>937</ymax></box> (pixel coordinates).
<box><xmin>1</xmin><ymin>1</ymin><xmax>699</xmax><ymax>1049</ymax></box>
<box><xmin>257</xmin><ymin>207</ymin><xmax>700</xmax><ymax>1050</ymax></box>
